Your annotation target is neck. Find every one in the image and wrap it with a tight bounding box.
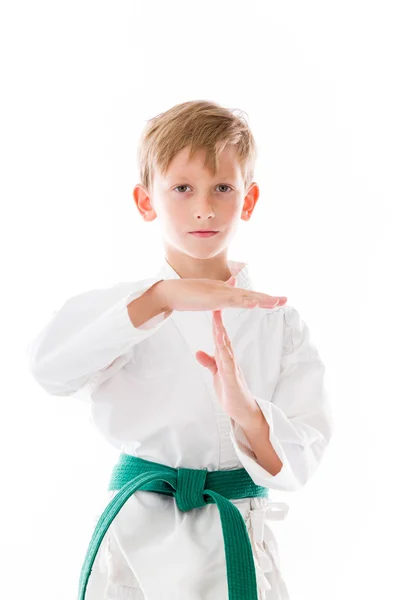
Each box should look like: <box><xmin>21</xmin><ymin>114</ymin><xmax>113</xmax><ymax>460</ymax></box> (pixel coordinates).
<box><xmin>164</xmin><ymin>248</ymin><xmax>233</xmax><ymax>282</ymax></box>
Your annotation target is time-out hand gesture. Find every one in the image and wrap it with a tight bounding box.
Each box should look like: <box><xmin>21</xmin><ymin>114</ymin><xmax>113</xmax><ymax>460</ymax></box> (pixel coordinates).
<box><xmin>195</xmin><ymin>276</ymin><xmax>280</xmax><ymax>428</ymax></box>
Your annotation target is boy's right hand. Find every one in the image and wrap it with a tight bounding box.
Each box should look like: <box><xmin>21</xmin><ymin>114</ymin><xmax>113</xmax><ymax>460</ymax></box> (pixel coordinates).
<box><xmin>153</xmin><ymin>277</ymin><xmax>287</xmax><ymax>316</ymax></box>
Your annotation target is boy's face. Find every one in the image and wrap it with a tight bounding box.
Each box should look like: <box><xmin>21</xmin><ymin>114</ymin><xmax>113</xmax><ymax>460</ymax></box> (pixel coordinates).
<box><xmin>133</xmin><ymin>144</ymin><xmax>259</xmax><ymax>262</ymax></box>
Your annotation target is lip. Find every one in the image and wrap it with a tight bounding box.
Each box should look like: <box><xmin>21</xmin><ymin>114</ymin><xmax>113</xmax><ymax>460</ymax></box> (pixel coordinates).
<box><xmin>189</xmin><ymin>231</ymin><xmax>219</xmax><ymax>238</ymax></box>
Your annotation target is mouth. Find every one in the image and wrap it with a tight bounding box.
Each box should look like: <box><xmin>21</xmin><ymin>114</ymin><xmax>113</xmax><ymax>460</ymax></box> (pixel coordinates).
<box><xmin>189</xmin><ymin>231</ymin><xmax>219</xmax><ymax>238</ymax></box>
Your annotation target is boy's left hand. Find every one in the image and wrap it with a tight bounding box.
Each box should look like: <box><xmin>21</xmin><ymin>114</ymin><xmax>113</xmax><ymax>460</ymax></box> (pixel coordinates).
<box><xmin>195</xmin><ymin>276</ymin><xmax>260</xmax><ymax>429</ymax></box>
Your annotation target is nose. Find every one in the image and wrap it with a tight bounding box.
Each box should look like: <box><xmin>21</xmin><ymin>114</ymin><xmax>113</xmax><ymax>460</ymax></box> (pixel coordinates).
<box><xmin>194</xmin><ymin>201</ymin><xmax>215</xmax><ymax>219</ymax></box>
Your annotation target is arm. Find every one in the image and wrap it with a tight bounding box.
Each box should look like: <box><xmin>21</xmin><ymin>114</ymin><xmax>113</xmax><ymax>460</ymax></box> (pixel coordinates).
<box><xmin>230</xmin><ymin>305</ymin><xmax>334</xmax><ymax>491</ymax></box>
<box><xmin>27</xmin><ymin>277</ymin><xmax>172</xmax><ymax>397</ymax></box>
<box><xmin>239</xmin><ymin>404</ymin><xmax>284</xmax><ymax>476</ymax></box>
<box><xmin>127</xmin><ymin>280</ymin><xmax>171</xmax><ymax>328</ymax></box>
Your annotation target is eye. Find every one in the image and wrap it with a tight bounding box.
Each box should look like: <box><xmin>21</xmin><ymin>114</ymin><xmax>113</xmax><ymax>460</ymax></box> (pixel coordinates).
<box><xmin>173</xmin><ymin>185</ymin><xmax>191</xmax><ymax>193</ymax></box>
<box><xmin>216</xmin><ymin>184</ymin><xmax>233</xmax><ymax>193</ymax></box>
<box><xmin>172</xmin><ymin>184</ymin><xmax>233</xmax><ymax>193</ymax></box>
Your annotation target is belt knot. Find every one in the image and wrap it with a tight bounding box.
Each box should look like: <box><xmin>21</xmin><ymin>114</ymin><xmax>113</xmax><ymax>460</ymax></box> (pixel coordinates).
<box><xmin>174</xmin><ymin>467</ymin><xmax>208</xmax><ymax>512</ymax></box>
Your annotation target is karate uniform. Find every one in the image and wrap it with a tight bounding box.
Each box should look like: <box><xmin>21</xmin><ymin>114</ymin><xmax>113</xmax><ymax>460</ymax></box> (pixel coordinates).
<box><xmin>27</xmin><ymin>257</ymin><xmax>334</xmax><ymax>600</ymax></box>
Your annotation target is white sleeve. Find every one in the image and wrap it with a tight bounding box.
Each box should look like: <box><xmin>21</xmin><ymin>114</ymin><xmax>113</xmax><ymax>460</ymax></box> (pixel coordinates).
<box><xmin>229</xmin><ymin>305</ymin><xmax>334</xmax><ymax>492</ymax></box>
<box><xmin>26</xmin><ymin>277</ymin><xmax>171</xmax><ymax>398</ymax></box>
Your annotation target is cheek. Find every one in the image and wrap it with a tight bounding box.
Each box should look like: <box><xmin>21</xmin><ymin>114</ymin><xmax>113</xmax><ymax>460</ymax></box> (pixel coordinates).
<box><xmin>223</xmin><ymin>202</ymin><xmax>242</xmax><ymax>223</ymax></box>
<box><xmin>167</xmin><ymin>207</ymin><xmax>187</xmax><ymax>227</ymax></box>
<box><xmin>224</xmin><ymin>194</ymin><xmax>242</xmax><ymax>213</ymax></box>
<box><xmin>157</xmin><ymin>199</ymin><xmax>182</xmax><ymax>222</ymax></box>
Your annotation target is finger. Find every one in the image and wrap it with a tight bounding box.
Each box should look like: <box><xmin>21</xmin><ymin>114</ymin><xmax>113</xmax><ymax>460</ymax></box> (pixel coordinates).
<box><xmin>212</xmin><ymin>311</ymin><xmax>226</xmax><ymax>371</ymax></box>
<box><xmin>212</xmin><ymin>311</ymin><xmax>221</xmax><ymax>365</ymax></box>
<box><xmin>213</xmin><ymin>309</ymin><xmax>225</xmax><ymax>342</ymax></box>
<box><xmin>242</xmin><ymin>292</ymin><xmax>287</xmax><ymax>308</ymax></box>
<box><xmin>213</xmin><ymin>311</ymin><xmax>235</xmax><ymax>367</ymax></box>
<box><xmin>217</xmin><ymin>330</ymin><xmax>235</xmax><ymax>373</ymax></box>
<box><xmin>212</xmin><ymin>318</ymin><xmax>220</xmax><ymax>364</ymax></box>
<box><xmin>213</xmin><ymin>310</ymin><xmax>235</xmax><ymax>356</ymax></box>
<box><xmin>212</xmin><ymin>309</ymin><xmax>223</xmax><ymax>348</ymax></box>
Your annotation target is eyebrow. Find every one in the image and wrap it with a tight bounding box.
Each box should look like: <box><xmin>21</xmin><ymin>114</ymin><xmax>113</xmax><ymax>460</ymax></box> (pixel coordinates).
<box><xmin>166</xmin><ymin>174</ymin><xmax>236</xmax><ymax>181</ymax></box>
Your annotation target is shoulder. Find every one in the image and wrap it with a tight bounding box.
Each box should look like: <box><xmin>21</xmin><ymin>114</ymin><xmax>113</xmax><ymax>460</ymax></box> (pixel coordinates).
<box><xmin>282</xmin><ymin>303</ymin><xmax>303</xmax><ymax>332</ymax></box>
<box><xmin>261</xmin><ymin>302</ymin><xmax>302</xmax><ymax>328</ymax></box>
<box><xmin>279</xmin><ymin>303</ymin><xmax>322</xmax><ymax>362</ymax></box>
<box><xmin>58</xmin><ymin>277</ymin><xmax>161</xmax><ymax>308</ymax></box>
<box><xmin>261</xmin><ymin>302</ymin><xmax>306</xmax><ymax>354</ymax></box>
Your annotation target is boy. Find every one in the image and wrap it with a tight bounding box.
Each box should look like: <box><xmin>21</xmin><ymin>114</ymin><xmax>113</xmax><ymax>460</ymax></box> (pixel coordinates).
<box><xmin>27</xmin><ymin>100</ymin><xmax>333</xmax><ymax>600</ymax></box>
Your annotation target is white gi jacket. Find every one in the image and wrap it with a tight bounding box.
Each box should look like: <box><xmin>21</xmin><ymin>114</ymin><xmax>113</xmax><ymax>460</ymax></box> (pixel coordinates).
<box><xmin>27</xmin><ymin>257</ymin><xmax>334</xmax><ymax>600</ymax></box>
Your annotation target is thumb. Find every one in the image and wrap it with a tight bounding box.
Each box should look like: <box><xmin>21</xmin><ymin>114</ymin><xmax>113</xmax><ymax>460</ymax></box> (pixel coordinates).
<box><xmin>226</xmin><ymin>275</ymin><xmax>236</xmax><ymax>286</ymax></box>
<box><xmin>195</xmin><ymin>351</ymin><xmax>218</xmax><ymax>375</ymax></box>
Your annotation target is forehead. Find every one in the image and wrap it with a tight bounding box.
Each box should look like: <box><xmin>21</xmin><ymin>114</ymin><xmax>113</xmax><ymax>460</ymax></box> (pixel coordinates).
<box><xmin>157</xmin><ymin>145</ymin><xmax>242</xmax><ymax>180</ymax></box>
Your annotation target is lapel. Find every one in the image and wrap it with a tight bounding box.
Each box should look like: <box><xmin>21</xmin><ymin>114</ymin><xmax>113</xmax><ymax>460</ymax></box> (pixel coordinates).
<box><xmin>153</xmin><ymin>257</ymin><xmax>255</xmax><ymax>383</ymax></box>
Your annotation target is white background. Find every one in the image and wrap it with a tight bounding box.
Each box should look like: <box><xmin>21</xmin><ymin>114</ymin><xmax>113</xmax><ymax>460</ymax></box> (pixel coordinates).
<box><xmin>1</xmin><ymin>1</ymin><xmax>399</xmax><ymax>598</ymax></box>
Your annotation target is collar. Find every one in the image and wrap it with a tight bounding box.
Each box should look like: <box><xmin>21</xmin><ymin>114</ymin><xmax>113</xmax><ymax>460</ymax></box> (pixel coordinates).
<box><xmin>154</xmin><ymin>256</ymin><xmax>254</xmax><ymax>291</ymax></box>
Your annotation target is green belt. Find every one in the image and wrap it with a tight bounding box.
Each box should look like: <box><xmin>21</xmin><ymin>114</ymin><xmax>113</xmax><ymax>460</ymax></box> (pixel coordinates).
<box><xmin>78</xmin><ymin>453</ymin><xmax>269</xmax><ymax>600</ymax></box>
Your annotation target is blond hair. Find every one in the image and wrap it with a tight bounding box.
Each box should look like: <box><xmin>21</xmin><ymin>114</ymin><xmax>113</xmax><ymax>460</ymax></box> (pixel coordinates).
<box><xmin>137</xmin><ymin>100</ymin><xmax>258</xmax><ymax>194</ymax></box>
